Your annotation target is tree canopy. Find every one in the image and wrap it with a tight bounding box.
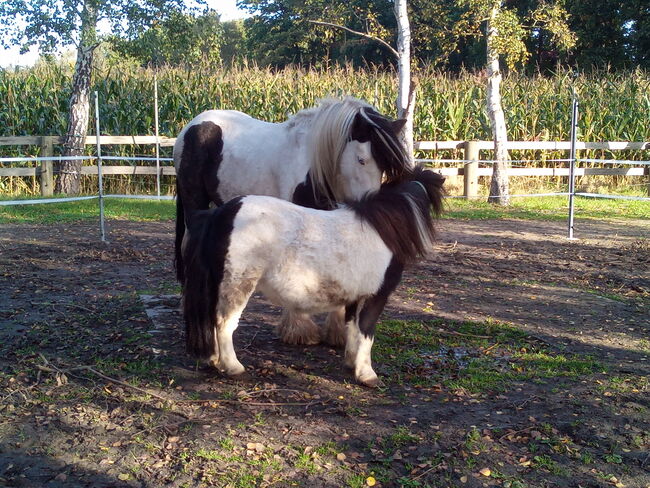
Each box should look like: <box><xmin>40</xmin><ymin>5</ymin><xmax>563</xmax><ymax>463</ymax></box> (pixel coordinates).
<box><xmin>233</xmin><ymin>0</ymin><xmax>647</xmax><ymax>71</ymax></box>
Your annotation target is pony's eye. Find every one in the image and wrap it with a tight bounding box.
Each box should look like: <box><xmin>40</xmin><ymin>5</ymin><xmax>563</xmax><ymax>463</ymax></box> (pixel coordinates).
<box><xmin>357</xmin><ymin>157</ymin><xmax>366</xmax><ymax>165</ymax></box>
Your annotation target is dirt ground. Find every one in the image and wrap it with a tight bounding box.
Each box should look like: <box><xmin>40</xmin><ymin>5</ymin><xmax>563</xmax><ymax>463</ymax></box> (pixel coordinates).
<box><xmin>0</xmin><ymin>216</ymin><xmax>648</xmax><ymax>488</ymax></box>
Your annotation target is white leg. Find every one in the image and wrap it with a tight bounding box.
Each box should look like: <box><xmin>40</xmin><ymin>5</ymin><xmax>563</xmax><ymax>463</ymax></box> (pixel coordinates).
<box><xmin>353</xmin><ymin>334</ymin><xmax>378</xmax><ymax>388</ymax></box>
<box><xmin>323</xmin><ymin>307</ymin><xmax>346</xmax><ymax>347</ymax></box>
<box><xmin>215</xmin><ymin>311</ymin><xmax>246</xmax><ymax>376</ymax></box>
<box><xmin>277</xmin><ymin>310</ymin><xmax>321</xmax><ymax>345</ymax></box>
<box><xmin>344</xmin><ymin>314</ymin><xmax>360</xmax><ymax>369</ymax></box>
<box><xmin>207</xmin><ymin>328</ymin><xmax>220</xmax><ymax>368</ymax></box>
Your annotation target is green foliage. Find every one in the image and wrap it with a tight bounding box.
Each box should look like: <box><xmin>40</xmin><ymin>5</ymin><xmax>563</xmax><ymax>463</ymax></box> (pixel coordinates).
<box><xmin>108</xmin><ymin>10</ymin><xmax>224</xmax><ymax>68</ymax></box>
<box><xmin>0</xmin><ymin>0</ymin><xmax>198</xmax><ymax>54</ymax></box>
<box><xmin>1</xmin><ymin>63</ymin><xmax>648</xmax><ymax>145</ymax></box>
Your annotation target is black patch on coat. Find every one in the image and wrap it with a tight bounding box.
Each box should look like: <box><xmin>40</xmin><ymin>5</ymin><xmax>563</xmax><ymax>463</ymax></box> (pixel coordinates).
<box><xmin>182</xmin><ymin>197</ymin><xmax>243</xmax><ymax>359</ymax></box>
<box><xmin>358</xmin><ymin>257</ymin><xmax>404</xmax><ymax>338</ymax></box>
<box><xmin>175</xmin><ymin>121</ymin><xmax>225</xmax><ymax>283</ymax></box>
<box><xmin>291</xmin><ymin>173</ymin><xmax>336</xmax><ymax>210</ymax></box>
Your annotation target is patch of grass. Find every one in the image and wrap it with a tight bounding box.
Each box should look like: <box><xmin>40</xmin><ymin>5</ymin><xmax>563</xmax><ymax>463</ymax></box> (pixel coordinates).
<box><xmin>375</xmin><ymin>318</ymin><xmax>602</xmax><ymax>392</ymax></box>
<box><xmin>0</xmin><ymin>197</ymin><xmax>175</xmax><ymax>224</ymax></box>
<box><xmin>445</xmin><ymin>195</ymin><xmax>650</xmax><ymax>221</ymax></box>
<box><xmin>2</xmin><ymin>193</ymin><xmax>647</xmax><ymax>225</ymax></box>
<box><xmin>532</xmin><ymin>454</ymin><xmax>567</xmax><ymax>475</ymax></box>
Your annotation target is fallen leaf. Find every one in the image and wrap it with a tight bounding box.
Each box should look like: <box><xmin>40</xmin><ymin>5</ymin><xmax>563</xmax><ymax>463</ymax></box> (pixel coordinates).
<box><xmin>479</xmin><ymin>467</ymin><xmax>491</xmax><ymax>477</ymax></box>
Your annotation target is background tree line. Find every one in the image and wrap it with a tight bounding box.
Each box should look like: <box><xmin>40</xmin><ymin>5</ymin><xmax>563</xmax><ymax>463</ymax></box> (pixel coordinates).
<box><xmin>107</xmin><ymin>0</ymin><xmax>648</xmax><ymax>71</ymax></box>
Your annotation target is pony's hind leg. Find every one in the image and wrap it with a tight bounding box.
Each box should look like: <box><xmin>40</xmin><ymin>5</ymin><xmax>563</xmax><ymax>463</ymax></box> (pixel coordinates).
<box><xmin>323</xmin><ymin>307</ymin><xmax>346</xmax><ymax>348</ymax></box>
<box><xmin>214</xmin><ymin>278</ymin><xmax>257</xmax><ymax>377</ymax></box>
<box><xmin>277</xmin><ymin>310</ymin><xmax>321</xmax><ymax>346</ymax></box>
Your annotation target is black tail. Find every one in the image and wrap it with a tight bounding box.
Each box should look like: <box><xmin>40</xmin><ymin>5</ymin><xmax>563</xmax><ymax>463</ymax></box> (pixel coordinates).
<box><xmin>174</xmin><ymin>186</ymin><xmax>186</xmax><ymax>283</ymax></box>
<box><xmin>182</xmin><ymin>198</ymin><xmax>244</xmax><ymax>359</ymax></box>
<box><xmin>174</xmin><ymin>120</ymin><xmax>225</xmax><ymax>284</ymax></box>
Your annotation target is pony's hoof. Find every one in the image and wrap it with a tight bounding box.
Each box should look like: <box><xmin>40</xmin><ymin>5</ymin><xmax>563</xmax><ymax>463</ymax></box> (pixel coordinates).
<box><xmin>357</xmin><ymin>375</ymin><xmax>381</xmax><ymax>388</ymax></box>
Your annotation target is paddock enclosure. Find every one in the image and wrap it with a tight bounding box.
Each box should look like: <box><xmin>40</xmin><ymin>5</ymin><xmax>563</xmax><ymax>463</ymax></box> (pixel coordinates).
<box><xmin>0</xmin><ymin>214</ymin><xmax>648</xmax><ymax>488</ymax></box>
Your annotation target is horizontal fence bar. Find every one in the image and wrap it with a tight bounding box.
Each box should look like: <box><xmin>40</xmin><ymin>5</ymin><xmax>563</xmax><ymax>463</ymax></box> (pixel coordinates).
<box><xmin>0</xmin><ymin>135</ymin><xmax>176</xmax><ymax>147</ymax></box>
<box><xmin>415</xmin><ymin>141</ymin><xmax>650</xmax><ymax>151</ymax></box>
<box><xmin>0</xmin><ymin>196</ymin><xmax>99</xmax><ymax>206</ymax></box>
<box><xmin>575</xmin><ymin>192</ymin><xmax>650</xmax><ymax>201</ymax></box>
<box><xmin>579</xmin><ymin>158</ymin><xmax>650</xmax><ymax>166</ymax></box>
<box><xmin>0</xmin><ymin>156</ymin><xmax>94</xmax><ymax>163</ymax></box>
<box><xmin>104</xmin><ymin>194</ymin><xmax>174</xmax><ymax>200</ymax></box>
<box><xmin>101</xmin><ymin>156</ymin><xmax>173</xmax><ymax>162</ymax></box>
<box><xmin>1</xmin><ymin>165</ymin><xmax>647</xmax><ymax>179</ymax></box>
<box><xmin>1</xmin><ymin>136</ymin><xmax>648</xmax><ymax>152</ymax></box>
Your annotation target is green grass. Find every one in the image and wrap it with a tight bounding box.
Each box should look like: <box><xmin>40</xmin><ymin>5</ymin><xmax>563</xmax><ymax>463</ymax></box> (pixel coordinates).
<box><xmin>374</xmin><ymin>319</ymin><xmax>603</xmax><ymax>392</ymax></box>
<box><xmin>1</xmin><ymin>193</ymin><xmax>646</xmax><ymax>225</ymax></box>
<box><xmin>445</xmin><ymin>195</ymin><xmax>650</xmax><ymax>221</ymax></box>
<box><xmin>0</xmin><ymin>196</ymin><xmax>175</xmax><ymax>223</ymax></box>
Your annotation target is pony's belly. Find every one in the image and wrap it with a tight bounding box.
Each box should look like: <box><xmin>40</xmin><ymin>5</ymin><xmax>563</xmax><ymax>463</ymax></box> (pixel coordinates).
<box><xmin>255</xmin><ymin>276</ymin><xmax>352</xmax><ymax>314</ymax></box>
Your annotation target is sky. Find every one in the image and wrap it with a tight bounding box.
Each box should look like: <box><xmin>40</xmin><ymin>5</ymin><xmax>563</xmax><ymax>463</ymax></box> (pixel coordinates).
<box><xmin>0</xmin><ymin>0</ymin><xmax>249</xmax><ymax>68</ymax></box>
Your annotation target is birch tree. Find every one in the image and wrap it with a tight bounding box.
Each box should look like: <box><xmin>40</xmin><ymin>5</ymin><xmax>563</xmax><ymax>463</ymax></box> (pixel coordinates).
<box><xmin>307</xmin><ymin>0</ymin><xmax>416</xmax><ymax>163</ymax></box>
<box><xmin>0</xmin><ymin>0</ymin><xmax>197</xmax><ymax>194</ymax></box>
<box><xmin>455</xmin><ymin>0</ymin><xmax>575</xmax><ymax>204</ymax></box>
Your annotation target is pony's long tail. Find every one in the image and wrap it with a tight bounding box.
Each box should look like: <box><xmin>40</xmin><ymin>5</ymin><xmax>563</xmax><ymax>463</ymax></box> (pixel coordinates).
<box><xmin>174</xmin><ymin>185</ymin><xmax>186</xmax><ymax>283</ymax></box>
<box><xmin>182</xmin><ymin>198</ymin><xmax>243</xmax><ymax>359</ymax></box>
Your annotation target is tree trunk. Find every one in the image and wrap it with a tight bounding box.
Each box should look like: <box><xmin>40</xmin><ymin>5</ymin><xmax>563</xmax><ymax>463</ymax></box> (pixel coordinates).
<box><xmin>394</xmin><ymin>0</ymin><xmax>415</xmax><ymax>165</ymax></box>
<box><xmin>56</xmin><ymin>1</ymin><xmax>97</xmax><ymax>195</ymax></box>
<box><xmin>486</xmin><ymin>2</ymin><xmax>510</xmax><ymax>205</ymax></box>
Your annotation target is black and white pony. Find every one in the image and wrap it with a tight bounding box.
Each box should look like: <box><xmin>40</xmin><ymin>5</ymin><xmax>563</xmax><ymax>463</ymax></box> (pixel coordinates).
<box><xmin>181</xmin><ymin>167</ymin><xmax>445</xmax><ymax>387</ymax></box>
<box><xmin>174</xmin><ymin>97</ymin><xmax>410</xmax><ymax>347</ymax></box>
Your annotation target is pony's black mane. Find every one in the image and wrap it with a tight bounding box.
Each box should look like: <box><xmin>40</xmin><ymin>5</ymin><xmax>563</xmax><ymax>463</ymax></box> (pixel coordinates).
<box><xmin>351</xmin><ymin>107</ymin><xmax>409</xmax><ymax>183</ymax></box>
<box><xmin>347</xmin><ymin>166</ymin><xmax>445</xmax><ymax>263</ymax></box>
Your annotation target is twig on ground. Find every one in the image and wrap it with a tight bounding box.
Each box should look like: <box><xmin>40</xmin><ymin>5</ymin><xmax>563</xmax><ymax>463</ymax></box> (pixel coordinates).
<box><xmin>435</xmin><ymin>329</ymin><xmax>491</xmax><ymax>339</ymax></box>
<box><xmin>37</xmin><ymin>354</ymin><xmax>173</xmax><ymax>403</ymax></box>
<box><xmin>31</xmin><ymin>301</ymin><xmax>95</xmax><ymax>314</ymax></box>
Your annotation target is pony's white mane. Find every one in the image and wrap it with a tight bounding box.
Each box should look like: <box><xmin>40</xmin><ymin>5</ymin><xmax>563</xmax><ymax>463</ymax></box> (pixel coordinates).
<box><xmin>291</xmin><ymin>97</ymin><xmax>373</xmax><ymax>203</ymax></box>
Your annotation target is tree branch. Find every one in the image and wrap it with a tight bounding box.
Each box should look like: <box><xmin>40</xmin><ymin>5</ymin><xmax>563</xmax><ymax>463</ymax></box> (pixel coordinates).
<box><xmin>308</xmin><ymin>20</ymin><xmax>398</xmax><ymax>59</ymax></box>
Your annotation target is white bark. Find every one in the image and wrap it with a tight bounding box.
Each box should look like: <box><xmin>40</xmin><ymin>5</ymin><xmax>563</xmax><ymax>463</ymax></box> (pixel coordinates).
<box><xmin>486</xmin><ymin>2</ymin><xmax>510</xmax><ymax>205</ymax></box>
<box><xmin>56</xmin><ymin>1</ymin><xmax>97</xmax><ymax>195</ymax></box>
<box><xmin>394</xmin><ymin>0</ymin><xmax>415</xmax><ymax>165</ymax></box>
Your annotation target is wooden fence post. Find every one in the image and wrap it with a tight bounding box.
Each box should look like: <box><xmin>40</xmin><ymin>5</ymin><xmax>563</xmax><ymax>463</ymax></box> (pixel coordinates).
<box><xmin>39</xmin><ymin>136</ymin><xmax>54</xmax><ymax>196</ymax></box>
<box><xmin>464</xmin><ymin>140</ymin><xmax>479</xmax><ymax>199</ymax></box>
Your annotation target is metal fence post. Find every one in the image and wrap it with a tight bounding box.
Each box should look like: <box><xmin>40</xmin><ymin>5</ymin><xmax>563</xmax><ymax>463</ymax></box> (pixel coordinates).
<box><xmin>567</xmin><ymin>86</ymin><xmax>579</xmax><ymax>240</ymax></box>
<box><xmin>464</xmin><ymin>141</ymin><xmax>479</xmax><ymax>199</ymax></box>
<box><xmin>38</xmin><ymin>136</ymin><xmax>54</xmax><ymax>196</ymax></box>
<box><xmin>154</xmin><ymin>75</ymin><xmax>161</xmax><ymax>199</ymax></box>
<box><xmin>94</xmin><ymin>91</ymin><xmax>106</xmax><ymax>242</ymax></box>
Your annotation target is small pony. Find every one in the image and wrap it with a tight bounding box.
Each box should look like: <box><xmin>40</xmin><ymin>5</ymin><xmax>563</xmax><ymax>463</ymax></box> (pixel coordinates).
<box><xmin>174</xmin><ymin>97</ymin><xmax>410</xmax><ymax>347</ymax></box>
<box><xmin>181</xmin><ymin>167</ymin><xmax>445</xmax><ymax>387</ymax></box>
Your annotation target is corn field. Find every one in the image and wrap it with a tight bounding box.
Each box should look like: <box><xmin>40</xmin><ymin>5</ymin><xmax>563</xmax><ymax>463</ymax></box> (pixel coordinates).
<box><xmin>1</xmin><ymin>62</ymin><xmax>649</xmax><ymax>195</ymax></box>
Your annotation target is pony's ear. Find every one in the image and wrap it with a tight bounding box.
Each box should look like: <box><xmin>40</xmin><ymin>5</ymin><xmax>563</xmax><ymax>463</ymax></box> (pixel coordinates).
<box><xmin>391</xmin><ymin>118</ymin><xmax>407</xmax><ymax>134</ymax></box>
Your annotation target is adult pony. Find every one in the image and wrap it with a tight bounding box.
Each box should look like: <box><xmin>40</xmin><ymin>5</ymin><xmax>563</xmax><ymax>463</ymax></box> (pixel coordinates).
<box><xmin>181</xmin><ymin>166</ymin><xmax>445</xmax><ymax>387</ymax></box>
<box><xmin>174</xmin><ymin>97</ymin><xmax>410</xmax><ymax>347</ymax></box>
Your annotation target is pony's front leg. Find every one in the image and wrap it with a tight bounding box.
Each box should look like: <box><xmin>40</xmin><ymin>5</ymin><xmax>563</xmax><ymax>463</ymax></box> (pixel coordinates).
<box><xmin>277</xmin><ymin>310</ymin><xmax>321</xmax><ymax>346</ymax></box>
<box><xmin>345</xmin><ymin>295</ymin><xmax>390</xmax><ymax>388</ymax></box>
<box><xmin>342</xmin><ymin>301</ymin><xmax>377</xmax><ymax>387</ymax></box>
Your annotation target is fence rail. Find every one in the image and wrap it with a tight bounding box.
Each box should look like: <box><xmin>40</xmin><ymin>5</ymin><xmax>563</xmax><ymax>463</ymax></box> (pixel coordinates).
<box><xmin>1</xmin><ymin>136</ymin><xmax>649</xmax><ymax>197</ymax></box>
